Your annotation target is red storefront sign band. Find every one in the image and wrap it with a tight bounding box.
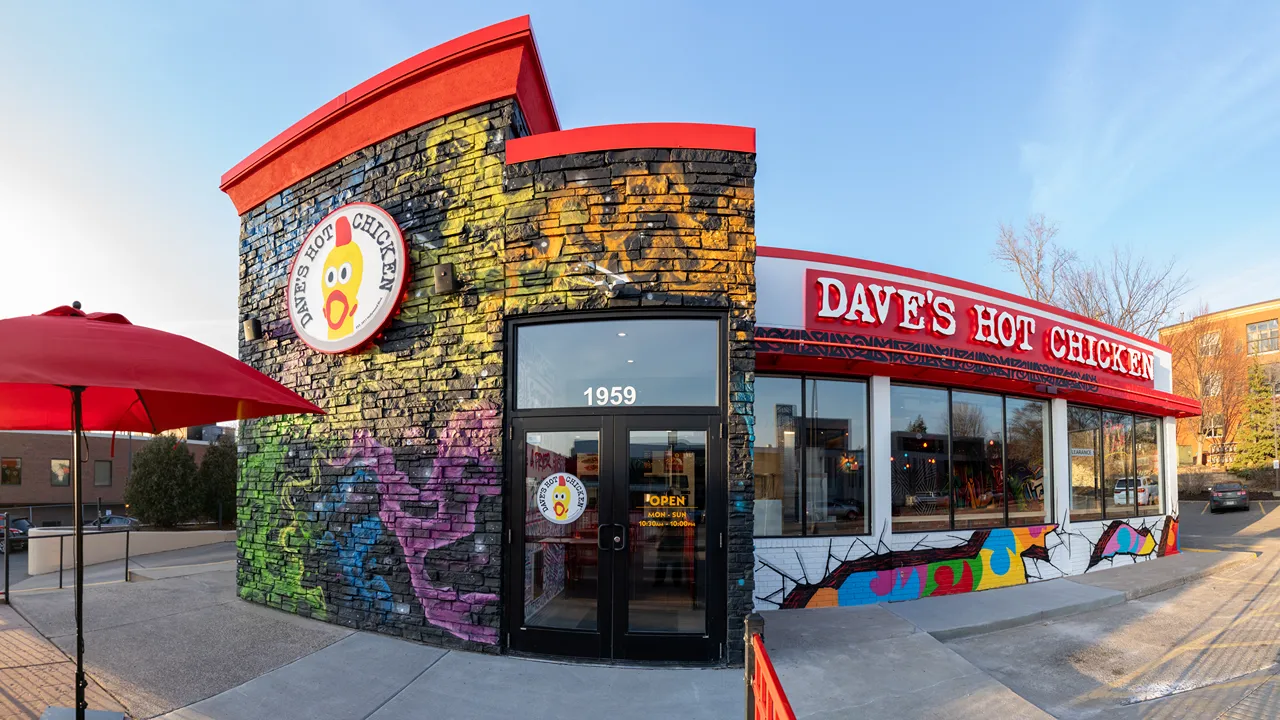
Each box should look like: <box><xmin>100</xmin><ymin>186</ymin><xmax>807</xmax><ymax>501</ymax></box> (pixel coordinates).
<box><xmin>805</xmin><ymin>269</ymin><xmax>1156</xmax><ymax>387</ymax></box>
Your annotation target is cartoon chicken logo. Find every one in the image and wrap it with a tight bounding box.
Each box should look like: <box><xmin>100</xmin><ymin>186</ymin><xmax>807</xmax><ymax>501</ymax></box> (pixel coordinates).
<box><xmin>551</xmin><ymin>477</ymin><xmax>572</xmax><ymax>522</ymax></box>
<box><xmin>322</xmin><ymin>216</ymin><xmax>364</xmax><ymax>340</ymax></box>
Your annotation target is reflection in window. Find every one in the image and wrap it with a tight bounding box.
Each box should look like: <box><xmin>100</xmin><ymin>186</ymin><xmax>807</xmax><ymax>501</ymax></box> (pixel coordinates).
<box><xmin>516</xmin><ymin>318</ymin><xmax>720</xmax><ymax>409</ymax></box>
<box><xmin>94</xmin><ymin>460</ymin><xmax>112</xmax><ymax>487</ymax></box>
<box><xmin>891</xmin><ymin>385</ymin><xmax>951</xmax><ymax>533</ymax></box>
<box><xmin>1105</xmin><ymin>413</ymin><xmax>1135</xmax><ymax>517</ymax></box>
<box><xmin>893</xmin><ymin>384</ymin><xmax>1052</xmax><ymax>532</ymax></box>
<box><xmin>1006</xmin><ymin>398</ymin><xmax>1050</xmax><ymax>525</ymax></box>
<box><xmin>753</xmin><ymin>376</ymin><xmax>868</xmax><ymax>537</ymax></box>
<box><xmin>1069</xmin><ymin>407</ymin><xmax>1102</xmax><ymax>521</ymax></box>
<box><xmin>951</xmin><ymin>392</ymin><xmax>1005</xmax><ymax>530</ymax></box>
<box><xmin>1068</xmin><ymin>404</ymin><xmax>1160</xmax><ymax>521</ymax></box>
<box><xmin>806</xmin><ymin>379</ymin><xmax>869</xmax><ymax>536</ymax></box>
<box><xmin>1135</xmin><ymin>417</ymin><xmax>1162</xmax><ymax>516</ymax></box>
<box><xmin>752</xmin><ymin>377</ymin><xmax>802</xmax><ymax>536</ymax></box>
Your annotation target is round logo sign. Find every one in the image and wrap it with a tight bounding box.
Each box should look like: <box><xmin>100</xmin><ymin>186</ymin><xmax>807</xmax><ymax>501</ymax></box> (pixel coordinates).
<box><xmin>535</xmin><ymin>472</ymin><xmax>588</xmax><ymax>525</ymax></box>
<box><xmin>287</xmin><ymin>203</ymin><xmax>408</xmax><ymax>353</ymax></box>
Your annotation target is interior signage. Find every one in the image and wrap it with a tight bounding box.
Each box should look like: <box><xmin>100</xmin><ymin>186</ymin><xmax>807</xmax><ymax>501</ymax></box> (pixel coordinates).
<box><xmin>805</xmin><ymin>269</ymin><xmax>1155</xmax><ymax>385</ymax></box>
<box><xmin>287</xmin><ymin>202</ymin><xmax>408</xmax><ymax>353</ymax></box>
<box><xmin>639</xmin><ymin>493</ymin><xmax>695</xmax><ymax>528</ymax></box>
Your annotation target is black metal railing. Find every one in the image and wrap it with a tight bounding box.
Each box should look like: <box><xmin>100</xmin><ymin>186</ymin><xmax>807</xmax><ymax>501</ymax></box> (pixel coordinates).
<box><xmin>1</xmin><ymin>511</ymin><xmax>10</xmax><ymax>604</ymax></box>
<box><xmin>33</xmin><ymin>527</ymin><xmax>135</xmax><ymax>590</ymax></box>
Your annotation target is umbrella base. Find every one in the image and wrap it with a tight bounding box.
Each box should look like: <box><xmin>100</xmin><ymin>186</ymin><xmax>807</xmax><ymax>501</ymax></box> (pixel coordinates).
<box><xmin>40</xmin><ymin>708</ymin><xmax>127</xmax><ymax>720</ymax></box>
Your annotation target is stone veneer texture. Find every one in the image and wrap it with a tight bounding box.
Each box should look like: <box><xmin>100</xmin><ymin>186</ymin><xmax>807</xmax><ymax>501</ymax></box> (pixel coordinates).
<box><xmin>236</xmin><ymin>100</ymin><xmax>757</xmax><ymax>657</ymax></box>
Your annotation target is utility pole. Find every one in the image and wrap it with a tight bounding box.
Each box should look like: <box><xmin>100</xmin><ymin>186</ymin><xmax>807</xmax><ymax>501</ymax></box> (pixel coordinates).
<box><xmin>1272</xmin><ymin>389</ymin><xmax>1278</xmax><ymax>492</ymax></box>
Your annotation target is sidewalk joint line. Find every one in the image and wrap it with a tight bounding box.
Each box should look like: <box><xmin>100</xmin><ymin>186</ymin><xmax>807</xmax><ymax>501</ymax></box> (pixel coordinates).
<box><xmin>360</xmin><ymin>648</ymin><xmax>451</xmax><ymax>720</ymax></box>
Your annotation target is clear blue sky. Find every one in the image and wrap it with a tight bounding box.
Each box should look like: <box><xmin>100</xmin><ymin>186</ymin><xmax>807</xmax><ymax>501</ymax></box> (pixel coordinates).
<box><xmin>2</xmin><ymin>1</ymin><xmax>1277</xmax><ymax>356</ymax></box>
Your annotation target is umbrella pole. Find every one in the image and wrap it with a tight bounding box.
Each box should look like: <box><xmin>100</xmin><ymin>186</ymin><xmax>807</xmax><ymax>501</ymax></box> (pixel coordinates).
<box><xmin>71</xmin><ymin>386</ymin><xmax>86</xmax><ymax>720</ymax></box>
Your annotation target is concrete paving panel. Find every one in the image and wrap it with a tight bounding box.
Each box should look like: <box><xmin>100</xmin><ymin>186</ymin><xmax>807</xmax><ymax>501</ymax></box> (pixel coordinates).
<box><xmin>884</xmin><ymin>578</ymin><xmax>1126</xmax><ymax>640</ymax></box>
<box><xmin>761</xmin><ymin>604</ymin><xmax>919</xmax><ymax>655</ymax></box>
<box><xmin>769</xmin><ymin>631</ymin><xmax>1052</xmax><ymax>719</ymax></box>
<box><xmin>15</xmin><ymin>570</ymin><xmax>238</xmax><ymax>637</ymax></box>
<box><xmin>160</xmin><ymin>632</ymin><xmax>444</xmax><ymax>720</ymax></box>
<box><xmin>368</xmin><ymin>651</ymin><xmax>744</xmax><ymax>720</ymax></box>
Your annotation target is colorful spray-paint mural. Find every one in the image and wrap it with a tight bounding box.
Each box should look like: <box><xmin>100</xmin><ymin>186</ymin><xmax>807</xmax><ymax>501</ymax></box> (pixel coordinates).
<box><xmin>237</xmin><ymin>101</ymin><xmax>757</xmax><ymax>650</ymax></box>
<box><xmin>754</xmin><ymin>514</ymin><xmax>1179</xmax><ymax>610</ymax></box>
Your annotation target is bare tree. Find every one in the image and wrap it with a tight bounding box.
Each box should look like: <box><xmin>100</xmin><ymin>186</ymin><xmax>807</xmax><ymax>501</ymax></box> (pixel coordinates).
<box><xmin>1164</xmin><ymin>306</ymin><xmax>1252</xmax><ymax>464</ymax></box>
<box><xmin>993</xmin><ymin>215</ymin><xmax>1190</xmax><ymax>338</ymax></box>
<box><xmin>993</xmin><ymin>215</ymin><xmax>1075</xmax><ymax>304</ymax></box>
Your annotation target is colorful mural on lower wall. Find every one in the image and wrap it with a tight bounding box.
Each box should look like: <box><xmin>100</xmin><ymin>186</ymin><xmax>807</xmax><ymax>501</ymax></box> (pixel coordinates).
<box><xmin>239</xmin><ymin>403</ymin><xmax>502</xmax><ymax>646</ymax></box>
<box><xmin>754</xmin><ymin>514</ymin><xmax>1179</xmax><ymax>610</ymax></box>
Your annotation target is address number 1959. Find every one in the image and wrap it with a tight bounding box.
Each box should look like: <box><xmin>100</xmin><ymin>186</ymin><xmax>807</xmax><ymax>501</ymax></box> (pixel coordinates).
<box><xmin>584</xmin><ymin>386</ymin><xmax>637</xmax><ymax>406</ymax></box>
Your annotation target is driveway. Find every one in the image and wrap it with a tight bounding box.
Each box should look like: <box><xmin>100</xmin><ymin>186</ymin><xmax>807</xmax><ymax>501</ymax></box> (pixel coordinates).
<box><xmin>942</xmin><ymin>504</ymin><xmax>1280</xmax><ymax>719</ymax></box>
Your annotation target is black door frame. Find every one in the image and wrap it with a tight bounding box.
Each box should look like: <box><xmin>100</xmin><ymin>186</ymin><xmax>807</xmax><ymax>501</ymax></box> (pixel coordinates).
<box><xmin>502</xmin><ymin>310</ymin><xmax>729</xmax><ymax>662</ymax></box>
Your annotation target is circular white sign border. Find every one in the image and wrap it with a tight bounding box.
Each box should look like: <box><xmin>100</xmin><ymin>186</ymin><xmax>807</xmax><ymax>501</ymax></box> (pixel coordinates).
<box><xmin>285</xmin><ymin>202</ymin><xmax>409</xmax><ymax>354</ymax></box>
<box><xmin>536</xmin><ymin>472</ymin><xmax>589</xmax><ymax>525</ymax></box>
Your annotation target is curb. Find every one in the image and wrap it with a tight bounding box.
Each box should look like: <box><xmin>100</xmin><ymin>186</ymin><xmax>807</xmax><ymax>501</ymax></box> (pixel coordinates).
<box><xmin>925</xmin><ymin>552</ymin><xmax>1259</xmax><ymax>642</ymax></box>
<box><xmin>1114</xmin><ymin>551</ymin><xmax>1259</xmax><ymax>602</ymax></box>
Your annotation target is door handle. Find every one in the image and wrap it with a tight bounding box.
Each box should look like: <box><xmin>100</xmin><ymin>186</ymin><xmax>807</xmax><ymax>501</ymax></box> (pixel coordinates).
<box><xmin>597</xmin><ymin>524</ymin><xmax>626</xmax><ymax>551</ymax></box>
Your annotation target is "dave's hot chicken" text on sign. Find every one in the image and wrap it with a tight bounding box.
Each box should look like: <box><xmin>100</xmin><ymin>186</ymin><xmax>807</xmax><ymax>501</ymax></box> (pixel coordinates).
<box><xmin>806</xmin><ymin>270</ymin><xmax>1154</xmax><ymax>382</ymax></box>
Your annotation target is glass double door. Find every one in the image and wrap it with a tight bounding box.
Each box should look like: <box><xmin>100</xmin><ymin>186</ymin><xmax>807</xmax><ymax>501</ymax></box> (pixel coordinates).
<box><xmin>508</xmin><ymin>414</ymin><xmax>724</xmax><ymax>662</ymax></box>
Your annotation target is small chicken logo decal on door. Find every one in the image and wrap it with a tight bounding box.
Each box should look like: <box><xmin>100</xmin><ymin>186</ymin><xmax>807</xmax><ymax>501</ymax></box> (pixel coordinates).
<box><xmin>322</xmin><ymin>216</ymin><xmax>364</xmax><ymax>340</ymax></box>
<box><xmin>536</xmin><ymin>472</ymin><xmax>588</xmax><ymax>525</ymax></box>
<box><xmin>551</xmin><ymin>477</ymin><xmax>572</xmax><ymax>521</ymax></box>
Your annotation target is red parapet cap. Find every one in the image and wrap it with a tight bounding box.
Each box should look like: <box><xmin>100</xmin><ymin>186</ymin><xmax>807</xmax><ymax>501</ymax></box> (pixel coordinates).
<box><xmin>505</xmin><ymin>123</ymin><xmax>756</xmax><ymax>165</ymax></box>
<box><xmin>220</xmin><ymin>16</ymin><xmax>559</xmax><ymax>215</ymax></box>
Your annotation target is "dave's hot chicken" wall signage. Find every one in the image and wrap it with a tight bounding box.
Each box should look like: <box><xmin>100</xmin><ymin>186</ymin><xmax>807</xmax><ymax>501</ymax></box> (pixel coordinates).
<box><xmin>806</xmin><ymin>269</ymin><xmax>1156</xmax><ymax>385</ymax></box>
<box><xmin>287</xmin><ymin>203</ymin><xmax>408</xmax><ymax>353</ymax></box>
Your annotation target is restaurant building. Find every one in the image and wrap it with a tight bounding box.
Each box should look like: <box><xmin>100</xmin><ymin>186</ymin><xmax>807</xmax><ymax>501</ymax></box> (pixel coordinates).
<box><xmin>223</xmin><ymin>17</ymin><xmax>1200</xmax><ymax>664</ymax></box>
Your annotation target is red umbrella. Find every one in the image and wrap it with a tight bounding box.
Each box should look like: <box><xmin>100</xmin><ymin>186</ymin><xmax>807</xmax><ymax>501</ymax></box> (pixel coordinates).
<box><xmin>0</xmin><ymin>304</ymin><xmax>322</xmax><ymax>719</ymax></box>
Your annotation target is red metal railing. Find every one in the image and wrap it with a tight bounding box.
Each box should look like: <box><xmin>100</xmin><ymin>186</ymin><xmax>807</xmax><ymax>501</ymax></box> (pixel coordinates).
<box><xmin>751</xmin><ymin>633</ymin><xmax>797</xmax><ymax>720</ymax></box>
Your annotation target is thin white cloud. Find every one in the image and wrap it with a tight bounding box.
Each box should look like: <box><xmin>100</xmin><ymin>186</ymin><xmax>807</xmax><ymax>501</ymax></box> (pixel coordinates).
<box><xmin>1021</xmin><ymin>4</ymin><xmax>1280</xmax><ymax>237</ymax></box>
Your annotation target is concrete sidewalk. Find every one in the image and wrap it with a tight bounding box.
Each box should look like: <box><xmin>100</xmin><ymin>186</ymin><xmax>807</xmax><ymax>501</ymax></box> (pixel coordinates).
<box><xmin>158</xmin><ymin>633</ymin><xmax>742</xmax><ymax>720</ymax></box>
<box><xmin>9</xmin><ymin>542</ymin><xmax>236</xmax><ymax>594</ymax></box>
<box><xmin>761</xmin><ymin>550</ymin><xmax>1256</xmax><ymax>719</ymax></box>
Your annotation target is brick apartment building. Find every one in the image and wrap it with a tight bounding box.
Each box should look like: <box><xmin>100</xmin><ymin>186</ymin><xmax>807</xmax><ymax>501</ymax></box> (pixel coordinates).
<box><xmin>1160</xmin><ymin>298</ymin><xmax>1280</xmax><ymax>466</ymax></box>
<box><xmin>0</xmin><ymin>430</ymin><xmax>210</xmax><ymax>526</ymax></box>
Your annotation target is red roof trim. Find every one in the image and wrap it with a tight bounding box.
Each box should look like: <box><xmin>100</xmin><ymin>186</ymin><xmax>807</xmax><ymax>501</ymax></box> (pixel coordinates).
<box><xmin>758</xmin><ymin>245</ymin><xmax>1172</xmax><ymax>352</ymax></box>
<box><xmin>220</xmin><ymin>16</ymin><xmax>559</xmax><ymax>213</ymax></box>
<box><xmin>505</xmin><ymin>123</ymin><xmax>756</xmax><ymax>165</ymax></box>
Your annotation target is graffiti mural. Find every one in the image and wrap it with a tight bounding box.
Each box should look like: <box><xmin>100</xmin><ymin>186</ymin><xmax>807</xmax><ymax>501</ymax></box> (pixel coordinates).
<box><xmin>1088</xmin><ymin>515</ymin><xmax>1180</xmax><ymax>569</ymax></box>
<box><xmin>767</xmin><ymin>525</ymin><xmax>1056</xmax><ymax>609</ymax></box>
<box><xmin>237</xmin><ymin>100</ymin><xmax>757</xmax><ymax>649</ymax></box>
<box><xmin>754</xmin><ymin>514</ymin><xmax>1180</xmax><ymax>611</ymax></box>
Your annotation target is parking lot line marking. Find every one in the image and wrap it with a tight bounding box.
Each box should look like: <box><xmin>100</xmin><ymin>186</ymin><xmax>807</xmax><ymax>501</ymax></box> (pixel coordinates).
<box><xmin>1202</xmin><ymin>502</ymin><xmax>1209</xmax><ymax>514</ymax></box>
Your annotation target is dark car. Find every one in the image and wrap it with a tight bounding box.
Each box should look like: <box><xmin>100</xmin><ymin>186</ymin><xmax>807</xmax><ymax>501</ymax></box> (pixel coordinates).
<box><xmin>85</xmin><ymin>515</ymin><xmax>142</xmax><ymax>529</ymax></box>
<box><xmin>1</xmin><ymin>517</ymin><xmax>30</xmax><ymax>552</ymax></box>
<box><xmin>1209</xmin><ymin>483</ymin><xmax>1248</xmax><ymax>513</ymax></box>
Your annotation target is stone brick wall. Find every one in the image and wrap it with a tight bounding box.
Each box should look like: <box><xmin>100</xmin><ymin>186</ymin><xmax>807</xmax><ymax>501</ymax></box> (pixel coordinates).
<box><xmin>235</xmin><ymin>99</ymin><xmax>756</xmax><ymax>658</ymax></box>
<box><xmin>504</xmin><ymin>148</ymin><xmax>757</xmax><ymax>659</ymax></box>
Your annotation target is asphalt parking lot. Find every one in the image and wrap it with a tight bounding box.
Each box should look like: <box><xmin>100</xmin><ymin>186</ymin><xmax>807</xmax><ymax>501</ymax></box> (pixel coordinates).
<box><xmin>1178</xmin><ymin>499</ymin><xmax>1280</xmax><ymax>552</ymax></box>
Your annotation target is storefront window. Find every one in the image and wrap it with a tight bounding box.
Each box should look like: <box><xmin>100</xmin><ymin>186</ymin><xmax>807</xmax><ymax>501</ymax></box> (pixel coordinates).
<box><xmin>951</xmin><ymin>391</ymin><xmax>1005</xmax><ymax>530</ymax></box>
<box><xmin>753</xmin><ymin>375</ymin><xmax>868</xmax><ymax>537</ymax></box>
<box><xmin>753</xmin><ymin>377</ymin><xmax>802</xmax><ymax>536</ymax></box>
<box><xmin>1135</xmin><ymin>417</ymin><xmax>1162</xmax><ymax>516</ymax></box>
<box><xmin>516</xmin><ymin>318</ymin><xmax>720</xmax><ymax>409</ymax></box>
<box><xmin>1069</xmin><ymin>407</ymin><xmax>1102</xmax><ymax>521</ymax></box>
<box><xmin>1069</xmin><ymin>404</ymin><xmax>1160</xmax><ymax>521</ymax></box>
<box><xmin>1005</xmin><ymin>398</ymin><xmax>1050</xmax><ymax>525</ymax></box>
<box><xmin>893</xmin><ymin>384</ymin><xmax>1052</xmax><ymax>533</ymax></box>
<box><xmin>1104</xmin><ymin>413</ymin><xmax>1135</xmax><ymax>517</ymax></box>
<box><xmin>806</xmin><ymin>379</ymin><xmax>869</xmax><ymax>536</ymax></box>
<box><xmin>891</xmin><ymin>385</ymin><xmax>951</xmax><ymax>533</ymax></box>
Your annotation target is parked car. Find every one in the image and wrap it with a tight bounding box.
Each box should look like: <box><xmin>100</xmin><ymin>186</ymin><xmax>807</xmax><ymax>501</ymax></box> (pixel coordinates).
<box><xmin>826</xmin><ymin>499</ymin><xmax>863</xmax><ymax>520</ymax></box>
<box><xmin>1210</xmin><ymin>483</ymin><xmax>1249</xmax><ymax>513</ymax></box>
<box><xmin>84</xmin><ymin>515</ymin><xmax>142</xmax><ymax>529</ymax></box>
<box><xmin>1112</xmin><ymin>477</ymin><xmax>1160</xmax><ymax>507</ymax></box>
<box><xmin>0</xmin><ymin>517</ymin><xmax>30</xmax><ymax>552</ymax></box>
